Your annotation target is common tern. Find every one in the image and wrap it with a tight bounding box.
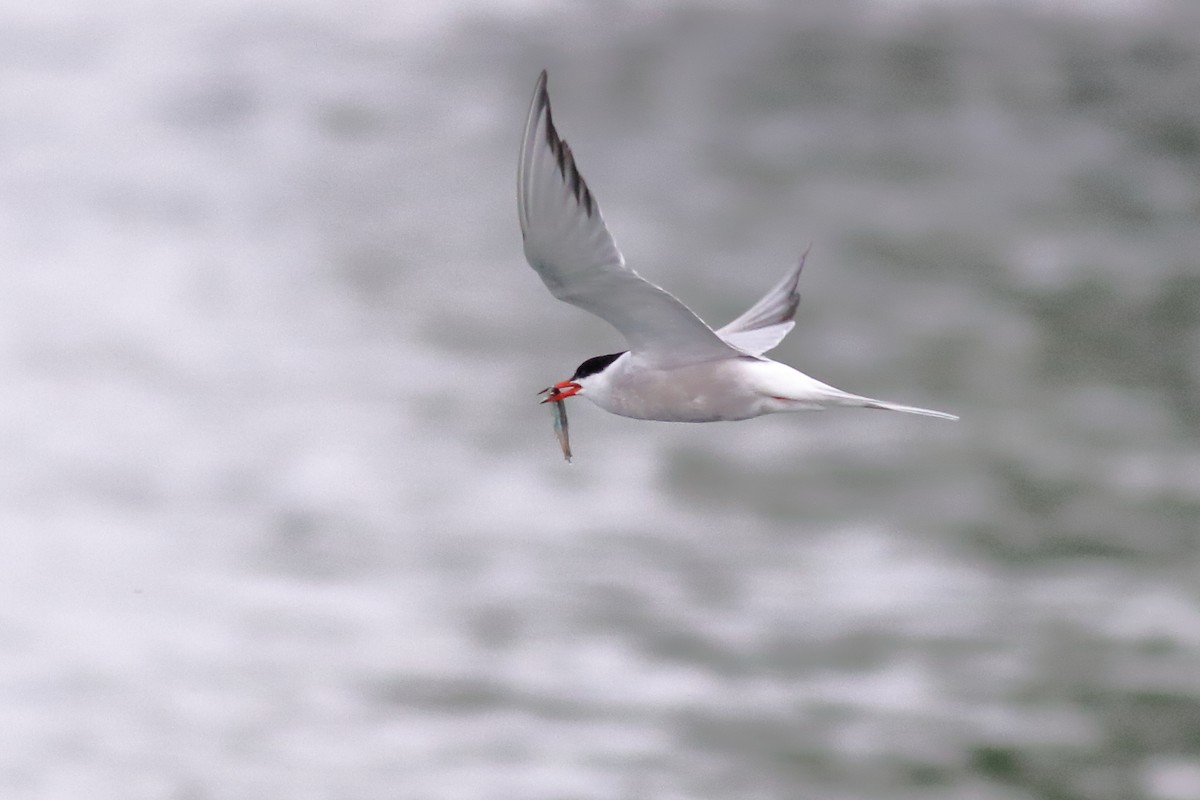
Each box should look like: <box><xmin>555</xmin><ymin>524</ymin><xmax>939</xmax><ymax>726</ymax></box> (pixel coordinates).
<box><xmin>520</xmin><ymin>70</ymin><xmax>957</xmax><ymax>439</ymax></box>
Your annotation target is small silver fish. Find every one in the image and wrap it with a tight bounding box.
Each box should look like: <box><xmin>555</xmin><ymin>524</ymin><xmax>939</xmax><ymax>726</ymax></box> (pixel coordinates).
<box><xmin>550</xmin><ymin>396</ymin><xmax>572</xmax><ymax>462</ymax></box>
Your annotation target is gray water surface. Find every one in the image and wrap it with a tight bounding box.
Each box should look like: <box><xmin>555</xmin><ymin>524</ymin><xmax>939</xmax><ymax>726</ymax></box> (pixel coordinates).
<box><xmin>2</xmin><ymin>2</ymin><xmax>1199</xmax><ymax>799</ymax></box>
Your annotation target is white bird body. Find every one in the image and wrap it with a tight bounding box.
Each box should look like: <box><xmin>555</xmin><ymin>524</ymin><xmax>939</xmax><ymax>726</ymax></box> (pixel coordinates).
<box><xmin>576</xmin><ymin>352</ymin><xmax>955</xmax><ymax>423</ymax></box>
<box><xmin>518</xmin><ymin>70</ymin><xmax>957</xmax><ymax>437</ymax></box>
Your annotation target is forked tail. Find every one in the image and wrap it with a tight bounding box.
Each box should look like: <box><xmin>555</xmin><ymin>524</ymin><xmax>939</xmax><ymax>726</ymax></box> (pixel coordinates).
<box><xmin>862</xmin><ymin>398</ymin><xmax>959</xmax><ymax>421</ymax></box>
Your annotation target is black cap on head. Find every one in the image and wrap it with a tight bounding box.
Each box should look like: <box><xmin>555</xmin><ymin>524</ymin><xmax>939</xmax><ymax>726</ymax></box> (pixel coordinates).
<box><xmin>571</xmin><ymin>352</ymin><xmax>625</xmax><ymax>381</ymax></box>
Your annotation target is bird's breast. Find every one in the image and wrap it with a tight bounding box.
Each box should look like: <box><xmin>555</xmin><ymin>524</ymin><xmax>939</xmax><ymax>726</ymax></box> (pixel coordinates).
<box><xmin>588</xmin><ymin>358</ymin><xmax>775</xmax><ymax>422</ymax></box>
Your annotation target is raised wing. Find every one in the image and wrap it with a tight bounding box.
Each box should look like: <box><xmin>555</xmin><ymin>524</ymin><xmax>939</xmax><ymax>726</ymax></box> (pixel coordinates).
<box><xmin>718</xmin><ymin>323</ymin><xmax>793</xmax><ymax>356</ymax></box>
<box><xmin>716</xmin><ymin>249</ymin><xmax>807</xmax><ymax>356</ymax></box>
<box><xmin>518</xmin><ymin>71</ymin><xmax>741</xmax><ymax>368</ymax></box>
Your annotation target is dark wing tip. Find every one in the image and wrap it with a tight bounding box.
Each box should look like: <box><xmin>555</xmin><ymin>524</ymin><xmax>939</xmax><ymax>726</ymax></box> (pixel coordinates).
<box><xmin>532</xmin><ymin>69</ymin><xmax>549</xmax><ymax>102</ymax></box>
<box><xmin>521</xmin><ymin>69</ymin><xmax>598</xmax><ymax>226</ymax></box>
<box><xmin>557</xmin><ymin>141</ymin><xmax>596</xmax><ymax>217</ymax></box>
<box><xmin>797</xmin><ymin>243</ymin><xmax>812</xmax><ymax>276</ymax></box>
<box><xmin>783</xmin><ymin>244</ymin><xmax>812</xmax><ymax>316</ymax></box>
<box><xmin>537</xmin><ymin>84</ymin><xmax>598</xmax><ymax>220</ymax></box>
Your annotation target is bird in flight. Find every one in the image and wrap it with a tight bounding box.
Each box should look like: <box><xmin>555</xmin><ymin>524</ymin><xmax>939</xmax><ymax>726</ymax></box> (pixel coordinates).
<box><xmin>518</xmin><ymin>71</ymin><xmax>956</xmax><ymax>456</ymax></box>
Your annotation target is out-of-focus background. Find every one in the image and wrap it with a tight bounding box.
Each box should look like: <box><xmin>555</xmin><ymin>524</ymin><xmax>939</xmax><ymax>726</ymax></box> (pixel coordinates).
<box><xmin>2</xmin><ymin>0</ymin><xmax>1199</xmax><ymax>798</ymax></box>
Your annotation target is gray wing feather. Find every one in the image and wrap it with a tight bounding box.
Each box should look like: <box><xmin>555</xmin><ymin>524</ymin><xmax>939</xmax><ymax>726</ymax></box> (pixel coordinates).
<box><xmin>716</xmin><ymin>248</ymin><xmax>808</xmax><ymax>356</ymax></box>
<box><xmin>518</xmin><ymin>71</ymin><xmax>741</xmax><ymax>367</ymax></box>
<box><xmin>718</xmin><ymin>322</ymin><xmax>795</xmax><ymax>356</ymax></box>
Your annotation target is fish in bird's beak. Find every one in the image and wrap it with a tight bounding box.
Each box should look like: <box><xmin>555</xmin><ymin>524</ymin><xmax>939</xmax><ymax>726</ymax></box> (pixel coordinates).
<box><xmin>539</xmin><ymin>380</ymin><xmax>581</xmax><ymax>404</ymax></box>
<box><xmin>549</xmin><ymin>396</ymin><xmax>572</xmax><ymax>462</ymax></box>
<box><xmin>537</xmin><ymin>383</ymin><xmax>577</xmax><ymax>462</ymax></box>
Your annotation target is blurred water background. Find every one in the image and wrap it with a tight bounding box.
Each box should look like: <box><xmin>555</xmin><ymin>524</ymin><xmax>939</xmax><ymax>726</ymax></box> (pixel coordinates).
<box><xmin>2</xmin><ymin>0</ymin><xmax>1200</xmax><ymax>798</ymax></box>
